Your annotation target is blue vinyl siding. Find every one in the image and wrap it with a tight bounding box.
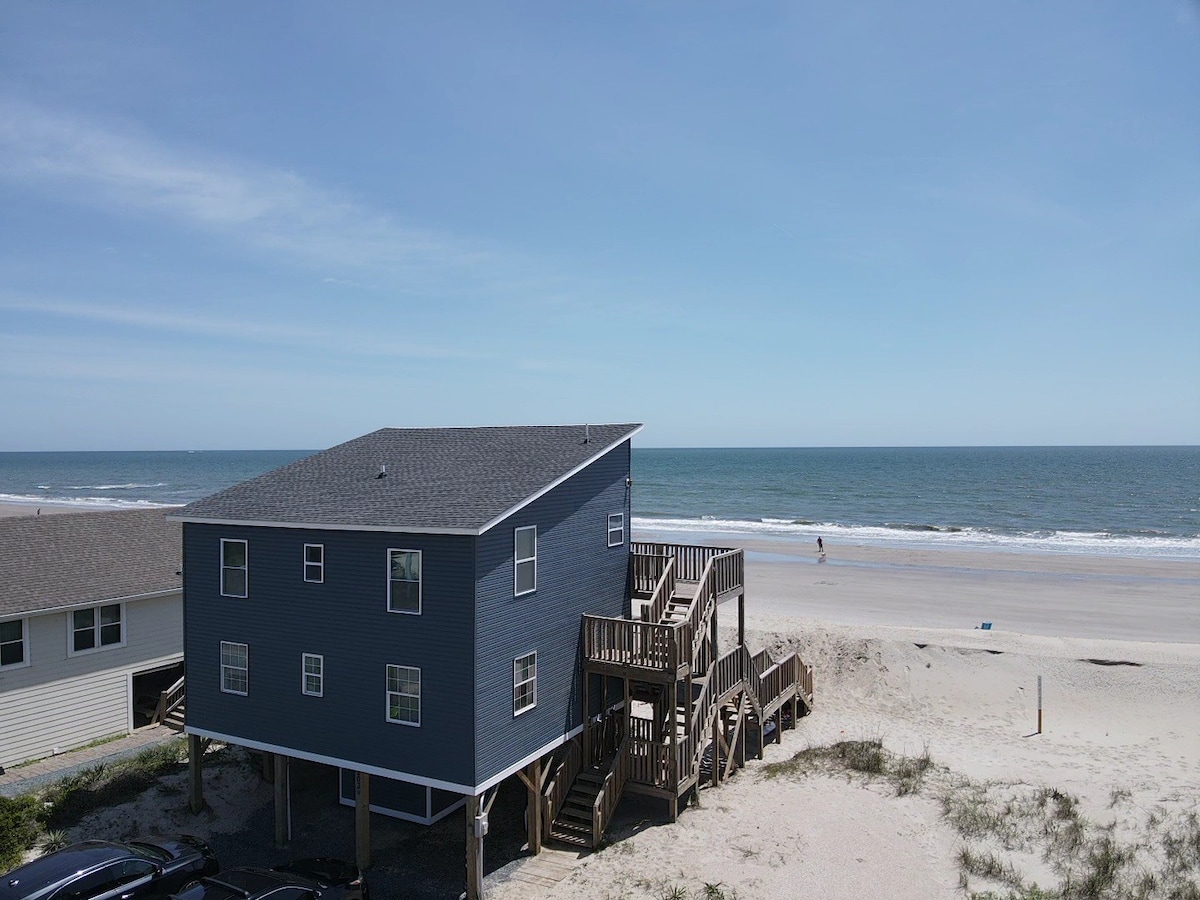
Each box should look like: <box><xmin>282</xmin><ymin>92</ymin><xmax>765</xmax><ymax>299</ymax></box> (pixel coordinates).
<box><xmin>473</xmin><ymin>441</ymin><xmax>631</xmax><ymax>784</ymax></box>
<box><xmin>183</xmin><ymin>524</ymin><xmax>476</xmax><ymax>787</ymax></box>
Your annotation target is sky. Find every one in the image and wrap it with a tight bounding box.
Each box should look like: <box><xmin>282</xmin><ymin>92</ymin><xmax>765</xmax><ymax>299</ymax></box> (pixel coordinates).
<box><xmin>1</xmin><ymin>2</ymin><xmax>1198</xmax><ymax>450</ymax></box>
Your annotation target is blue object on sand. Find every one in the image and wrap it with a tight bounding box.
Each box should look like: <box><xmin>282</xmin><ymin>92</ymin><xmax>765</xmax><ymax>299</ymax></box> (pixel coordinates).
<box><xmin>980</xmin><ymin>622</ymin><xmax>992</xmax><ymax>630</ymax></box>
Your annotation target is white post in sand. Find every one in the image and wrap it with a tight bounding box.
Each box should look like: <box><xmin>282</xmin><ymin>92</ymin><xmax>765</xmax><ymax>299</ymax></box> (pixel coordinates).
<box><xmin>1037</xmin><ymin>675</ymin><xmax>1043</xmax><ymax>734</ymax></box>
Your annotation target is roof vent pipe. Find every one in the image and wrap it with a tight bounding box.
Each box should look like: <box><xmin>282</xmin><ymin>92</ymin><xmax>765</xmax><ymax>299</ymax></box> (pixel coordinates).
<box><xmin>376</xmin><ymin>464</ymin><xmax>387</xmax><ymax>479</ymax></box>
<box><xmin>584</xmin><ymin>423</ymin><xmax>590</xmax><ymax>444</ymax></box>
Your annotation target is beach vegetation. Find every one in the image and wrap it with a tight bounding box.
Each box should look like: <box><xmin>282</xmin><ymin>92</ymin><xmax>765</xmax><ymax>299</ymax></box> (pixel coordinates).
<box><xmin>0</xmin><ymin>794</ymin><xmax>41</xmax><ymax>871</ymax></box>
<box><xmin>760</xmin><ymin>737</ymin><xmax>934</xmax><ymax>797</ymax></box>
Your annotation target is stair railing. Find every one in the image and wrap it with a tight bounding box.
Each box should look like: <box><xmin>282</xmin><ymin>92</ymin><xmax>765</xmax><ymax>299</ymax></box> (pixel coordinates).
<box><xmin>542</xmin><ymin>737</ymin><xmax>582</xmax><ymax>837</ymax></box>
<box><xmin>152</xmin><ymin>675</ymin><xmax>186</xmax><ymax>725</ymax></box>
<box><xmin>640</xmin><ymin>556</ymin><xmax>677</xmax><ymax>624</ymax></box>
<box><xmin>592</xmin><ymin>737</ymin><xmax>632</xmax><ymax>847</ymax></box>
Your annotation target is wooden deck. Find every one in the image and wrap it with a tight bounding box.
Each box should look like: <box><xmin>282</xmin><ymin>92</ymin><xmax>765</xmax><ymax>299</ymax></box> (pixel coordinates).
<box><xmin>546</xmin><ymin>542</ymin><xmax>815</xmax><ymax>849</ymax></box>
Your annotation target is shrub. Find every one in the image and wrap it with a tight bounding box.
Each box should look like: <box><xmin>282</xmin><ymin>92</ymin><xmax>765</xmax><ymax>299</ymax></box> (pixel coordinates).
<box><xmin>0</xmin><ymin>794</ymin><xmax>41</xmax><ymax>872</ymax></box>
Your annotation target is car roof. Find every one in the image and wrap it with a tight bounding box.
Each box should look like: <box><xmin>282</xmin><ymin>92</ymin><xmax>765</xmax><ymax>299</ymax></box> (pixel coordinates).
<box><xmin>208</xmin><ymin>869</ymin><xmax>314</xmax><ymax>894</ymax></box>
<box><xmin>1</xmin><ymin>842</ymin><xmax>130</xmax><ymax>899</ymax></box>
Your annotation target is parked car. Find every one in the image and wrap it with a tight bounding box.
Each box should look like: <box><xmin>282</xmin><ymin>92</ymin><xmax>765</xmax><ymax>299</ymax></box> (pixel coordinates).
<box><xmin>1</xmin><ymin>836</ymin><xmax>218</xmax><ymax>900</ymax></box>
<box><xmin>170</xmin><ymin>859</ymin><xmax>367</xmax><ymax>900</ymax></box>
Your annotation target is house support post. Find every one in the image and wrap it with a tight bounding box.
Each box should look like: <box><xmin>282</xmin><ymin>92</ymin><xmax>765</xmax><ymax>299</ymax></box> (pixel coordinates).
<box><xmin>518</xmin><ymin>760</ymin><xmax>542</xmax><ymax>855</ymax></box>
<box><xmin>355</xmin><ymin>771</ymin><xmax>371</xmax><ymax>871</ymax></box>
<box><xmin>466</xmin><ymin>794</ymin><xmax>483</xmax><ymax>900</ymax></box>
<box><xmin>187</xmin><ymin>733</ymin><xmax>204</xmax><ymax>813</ymax></box>
<box><xmin>273</xmin><ymin>754</ymin><xmax>288</xmax><ymax>848</ymax></box>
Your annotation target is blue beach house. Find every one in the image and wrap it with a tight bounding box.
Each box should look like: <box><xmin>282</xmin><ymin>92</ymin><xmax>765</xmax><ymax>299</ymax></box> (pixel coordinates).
<box><xmin>171</xmin><ymin>423</ymin><xmax>812</xmax><ymax>899</ymax></box>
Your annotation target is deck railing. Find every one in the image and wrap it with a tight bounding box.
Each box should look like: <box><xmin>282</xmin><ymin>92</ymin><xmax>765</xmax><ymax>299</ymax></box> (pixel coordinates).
<box><xmin>632</xmin><ymin>552</ymin><xmax>673</xmax><ymax>603</ymax></box>
<box><xmin>631</xmin><ymin>542</ymin><xmax>738</xmax><ymax>583</ymax></box>
<box><xmin>583</xmin><ymin>617</ymin><xmax>677</xmax><ymax>671</ymax></box>
<box><xmin>640</xmin><ymin>556</ymin><xmax>677</xmax><ymax>624</ymax></box>
<box><xmin>543</xmin><ymin>738</ymin><xmax>582</xmax><ymax>834</ymax></box>
<box><xmin>152</xmin><ymin>675</ymin><xmax>186</xmax><ymax>725</ymax></box>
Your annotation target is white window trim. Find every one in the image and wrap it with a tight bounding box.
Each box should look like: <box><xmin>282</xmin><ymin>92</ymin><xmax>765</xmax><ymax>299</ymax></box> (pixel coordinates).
<box><xmin>514</xmin><ymin>525</ymin><xmax>537</xmax><ymax>596</ymax></box>
<box><xmin>386</xmin><ymin>664</ymin><xmax>421</xmax><ymax>727</ymax></box>
<box><xmin>221</xmin><ymin>538</ymin><xmax>249</xmax><ymax>598</ymax></box>
<box><xmin>303</xmin><ymin>543</ymin><xmax>324</xmax><ymax>584</ymax></box>
<box><xmin>0</xmin><ymin>617</ymin><xmax>30</xmax><ymax>670</ymax></box>
<box><xmin>387</xmin><ymin>548</ymin><xmax>422</xmax><ymax>615</ymax></box>
<box><xmin>220</xmin><ymin>641</ymin><xmax>249</xmax><ymax>696</ymax></box>
<box><xmin>513</xmin><ymin>651</ymin><xmax>537</xmax><ymax>717</ymax></box>
<box><xmin>66</xmin><ymin>603</ymin><xmax>126</xmax><ymax>658</ymax></box>
<box><xmin>607</xmin><ymin>513</ymin><xmax>625</xmax><ymax>547</ymax></box>
<box><xmin>302</xmin><ymin>652</ymin><xmax>324</xmax><ymax>697</ymax></box>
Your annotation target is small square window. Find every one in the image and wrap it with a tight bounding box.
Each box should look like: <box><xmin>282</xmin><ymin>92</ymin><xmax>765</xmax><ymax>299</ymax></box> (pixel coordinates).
<box><xmin>514</xmin><ymin>526</ymin><xmax>537</xmax><ymax>596</ymax></box>
<box><xmin>386</xmin><ymin>664</ymin><xmax>420</xmax><ymax>726</ymax></box>
<box><xmin>513</xmin><ymin>651</ymin><xmax>537</xmax><ymax>716</ymax></box>
<box><xmin>221</xmin><ymin>641</ymin><xmax>248</xmax><ymax>695</ymax></box>
<box><xmin>302</xmin><ymin>653</ymin><xmax>323</xmax><ymax>697</ymax></box>
<box><xmin>221</xmin><ymin>539</ymin><xmax>248</xmax><ymax>598</ymax></box>
<box><xmin>607</xmin><ymin>513</ymin><xmax>625</xmax><ymax>547</ymax></box>
<box><xmin>387</xmin><ymin>549</ymin><xmax>421</xmax><ymax>614</ymax></box>
<box><xmin>304</xmin><ymin>544</ymin><xmax>324</xmax><ymax>583</ymax></box>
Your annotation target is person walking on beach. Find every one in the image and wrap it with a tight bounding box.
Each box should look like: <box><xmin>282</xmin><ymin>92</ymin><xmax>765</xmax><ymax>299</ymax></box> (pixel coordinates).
<box><xmin>817</xmin><ymin>536</ymin><xmax>824</xmax><ymax>553</ymax></box>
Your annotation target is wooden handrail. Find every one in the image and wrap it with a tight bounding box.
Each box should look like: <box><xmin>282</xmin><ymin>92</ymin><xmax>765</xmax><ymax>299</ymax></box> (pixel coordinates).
<box><xmin>152</xmin><ymin>674</ymin><xmax>186</xmax><ymax>725</ymax></box>
<box><xmin>543</xmin><ymin>738</ymin><xmax>582</xmax><ymax>836</ymax></box>
<box><xmin>592</xmin><ymin>737</ymin><xmax>632</xmax><ymax>846</ymax></box>
<box><xmin>640</xmin><ymin>556</ymin><xmax>677</xmax><ymax>624</ymax></box>
<box><xmin>583</xmin><ymin>616</ymin><xmax>677</xmax><ymax>671</ymax></box>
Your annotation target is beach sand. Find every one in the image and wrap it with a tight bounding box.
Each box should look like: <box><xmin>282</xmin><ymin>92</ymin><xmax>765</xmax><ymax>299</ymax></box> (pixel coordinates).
<box><xmin>0</xmin><ymin>501</ymin><xmax>87</xmax><ymax>518</ymax></box>
<box><xmin>21</xmin><ymin>525</ymin><xmax>1200</xmax><ymax>897</ymax></box>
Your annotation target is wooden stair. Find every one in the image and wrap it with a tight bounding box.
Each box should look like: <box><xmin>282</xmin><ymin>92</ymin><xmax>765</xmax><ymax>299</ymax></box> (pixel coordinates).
<box><xmin>549</xmin><ymin>765</ymin><xmax>605</xmax><ymax>847</ymax></box>
<box><xmin>162</xmin><ymin>701</ymin><xmax>185</xmax><ymax>732</ymax></box>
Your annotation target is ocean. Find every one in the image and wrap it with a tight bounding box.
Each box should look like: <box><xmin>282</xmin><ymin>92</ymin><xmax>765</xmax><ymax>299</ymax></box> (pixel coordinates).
<box><xmin>0</xmin><ymin>446</ymin><xmax>1197</xmax><ymax>559</ymax></box>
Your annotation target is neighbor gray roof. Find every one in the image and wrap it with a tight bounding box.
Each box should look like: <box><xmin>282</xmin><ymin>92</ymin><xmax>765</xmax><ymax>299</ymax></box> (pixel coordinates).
<box><xmin>0</xmin><ymin>508</ymin><xmax>182</xmax><ymax>619</ymax></box>
<box><xmin>172</xmin><ymin>423</ymin><xmax>643</xmax><ymax>533</ymax></box>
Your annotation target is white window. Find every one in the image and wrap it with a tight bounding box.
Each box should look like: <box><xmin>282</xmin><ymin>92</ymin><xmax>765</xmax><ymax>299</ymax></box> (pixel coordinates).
<box><xmin>302</xmin><ymin>653</ymin><xmax>323</xmax><ymax>697</ymax></box>
<box><xmin>386</xmin><ymin>664</ymin><xmax>420</xmax><ymax>726</ymax></box>
<box><xmin>0</xmin><ymin>619</ymin><xmax>28</xmax><ymax>668</ymax></box>
<box><xmin>513</xmin><ymin>651</ymin><xmax>537</xmax><ymax>716</ymax></box>
<box><xmin>304</xmin><ymin>544</ymin><xmax>324</xmax><ymax>583</ymax></box>
<box><xmin>220</xmin><ymin>641</ymin><xmax>248</xmax><ymax>695</ymax></box>
<box><xmin>607</xmin><ymin>513</ymin><xmax>625</xmax><ymax>547</ymax></box>
<box><xmin>514</xmin><ymin>526</ymin><xmax>537</xmax><ymax>596</ymax></box>
<box><xmin>69</xmin><ymin>604</ymin><xmax>123</xmax><ymax>655</ymax></box>
<box><xmin>221</xmin><ymin>539</ymin><xmax>248</xmax><ymax>598</ymax></box>
<box><xmin>387</xmin><ymin>549</ymin><xmax>421</xmax><ymax>614</ymax></box>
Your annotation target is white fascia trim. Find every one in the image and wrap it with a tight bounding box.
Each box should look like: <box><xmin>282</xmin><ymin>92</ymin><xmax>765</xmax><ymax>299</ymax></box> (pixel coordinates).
<box><xmin>474</xmin><ymin>722</ymin><xmax>585</xmax><ymax>794</ymax></box>
<box><xmin>478</xmin><ymin>425</ymin><xmax>643</xmax><ymax>536</ymax></box>
<box><xmin>165</xmin><ymin>516</ymin><xmax>476</xmax><ymax>536</ymax></box>
<box><xmin>185</xmin><ymin>727</ymin><xmax>477</xmax><ymax>794</ymax></box>
<box><xmin>9</xmin><ymin>588</ymin><xmax>181</xmax><ymax>620</ymax></box>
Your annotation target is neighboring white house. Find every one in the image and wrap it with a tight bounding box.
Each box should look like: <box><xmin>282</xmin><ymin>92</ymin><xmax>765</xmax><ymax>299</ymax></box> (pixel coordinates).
<box><xmin>0</xmin><ymin>508</ymin><xmax>183</xmax><ymax>770</ymax></box>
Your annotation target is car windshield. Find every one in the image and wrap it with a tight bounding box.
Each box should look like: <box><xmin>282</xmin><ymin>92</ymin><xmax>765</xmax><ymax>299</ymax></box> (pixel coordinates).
<box><xmin>126</xmin><ymin>842</ymin><xmax>171</xmax><ymax>862</ymax></box>
<box><xmin>173</xmin><ymin>879</ymin><xmax>245</xmax><ymax>900</ymax></box>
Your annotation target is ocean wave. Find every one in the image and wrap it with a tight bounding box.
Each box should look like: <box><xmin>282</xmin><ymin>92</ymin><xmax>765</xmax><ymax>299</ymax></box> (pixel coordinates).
<box><xmin>0</xmin><ymin>493</ymin><xmax>176</xmax><ymax>510</ymax></box>
<box><xmin>61</xmin><ymin>482</ymin><xmax>169</xmax><ymax>491</ymax></box>
<box><xmin>631</xmin><ymin>515</ymin><xmax>1200</xmax><ymax>559</ymax></box>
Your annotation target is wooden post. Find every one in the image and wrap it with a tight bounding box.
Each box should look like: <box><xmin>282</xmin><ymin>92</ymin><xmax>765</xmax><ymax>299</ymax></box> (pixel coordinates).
<box><xmin>1037</xmin><ymin>675</ymin><xmax>1043</xmax><ymax>734</ymax></box>
<box><xmin>526</xmin><ymin>760</ymin><xmax>542</xmax><ymax>854</ymax></box>
<box><xmin>273</xmin><ymin>754</ymin><xmax>288</xmax><ymax>848</ymax></box>
<box><xmin>737</xmin><ymin>593</ymin><xmax>745</xmax><ymax>651</ymax></box>
<box><xmin>187</xmin><ymin>733</ymin><xmax>204</xmax><ymax>814</ymax></box>
<box><xmin>355</xmin><ymin>771</ymin><xmax>371</xmax><ymax>871</ymax></box>
<box><xmin>465</xmin><ymin>794</ymin><xmax>483</xmax><ymax>900</ymax></box>
<box><xmin>711</xmin><ymin>715</ymin><xmax>721</xmax><ymax>787</ymax></box>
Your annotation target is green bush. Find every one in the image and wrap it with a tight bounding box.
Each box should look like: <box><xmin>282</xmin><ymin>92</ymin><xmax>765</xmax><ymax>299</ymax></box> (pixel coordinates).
<box><xmin>0</xmin><ymin>794</ymin><xmax>41</xmax><ymax>872</ymax></box>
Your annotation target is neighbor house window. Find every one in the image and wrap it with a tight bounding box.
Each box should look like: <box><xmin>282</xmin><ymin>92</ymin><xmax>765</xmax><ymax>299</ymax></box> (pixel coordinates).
<box><xmin>514</xmin><ymin>526</ymin><xmax>537</xmax><ymax>596</ymax></box>
<box><xmin>607</xmin><ymin>513</ymin><xmax>625</xmax><ymax>547</ymax></box>
<box><xmin>303</xmin><ymin>544</ymin><xmax>324</xmax><ymax>583</ymax></box>
<box><xmin>220</xmin><ymin>641</ymin><xmax>248</xmax><ymax>695</ymax></box>
<box><xmin>0</xmin><ymin>619</ymin><xmax>27</xmax><ymax>668</ymax></box>
<box><xmin>386</xmin><ymin>664</ymin><xmax>420</xmax><ymax>726</ymax></box>
<box><xmin>302</xmin><ymin>653</ymin><xmax>323</xmax><ymax>697</ymax></box>
<box><xmin>221</xmin><ymin>539</ymin><xmax>248</xmax><ymax>598</ymax></box>
<box><xmin>387</xmin><ymin>549</ymin><xmax>421</xmax><ymax>614</ymax></box>
<box><xmin>69</xmin><ymin>604</ymin><xmax>123</xmax><ymax>655</ymax></box>
<box><xmin>513</xmin><ymin>651</ymin><xmax>537</xmax><ymax>716</ymax></box>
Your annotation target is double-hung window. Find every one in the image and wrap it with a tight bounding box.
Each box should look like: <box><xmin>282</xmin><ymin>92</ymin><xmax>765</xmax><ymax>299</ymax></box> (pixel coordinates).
<box><xmin>514</xmin><ymin>526</ymin><xmax>537</xmax><ymax>596</ymax></box>
<box><xmin>220</xmin><ymin>641</ymin><xmax>249</xmax><ymax>695</ymax></box>
<box><xmin>0</xmin><ymin>619</ymin><xmax>27</xmax><ymax>668</ymax></box>
<box><xmin>69</xmin><ymin>604</ymin><xmax>123</xmax><ymax>655</ymax></box>
<box><xmin>513</xmin><ymin>651</ymin><xmax>537</xmax><ymax>716</ymax></box>
<box><xmin>607</xmin><ymin>513</ymin><xmax>625</xmax><ymax>547</ymax></box>
<box><xmin>221</xmin><ymin>539</ymin><xmax>248</xmax><ymax>598</ymax></box>
<box><xmin>303</xmin><ymin>544</ymin><xmax>324</xmax><ymax>583</ymax></box>
<box><xmin>386</xmin><ymin>664</ymin><xmax>420</xmax><ymax>726</ymax></box>
<box><xmin>387</xmin><ymin>549</ymin><xmax>421</xmax><ymax>614</ymax></box>
<box><xmin>302</xmin><ymin>653</ymin><xmax>323</xmax><ymax>697</ymax></box>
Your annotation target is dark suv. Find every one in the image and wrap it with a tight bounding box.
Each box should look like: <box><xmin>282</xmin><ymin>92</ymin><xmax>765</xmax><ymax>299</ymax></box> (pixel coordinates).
<box><xmin>1</xmin><ymin>837</ymin><xmax>218</xmax><ymax>900</ymax></box>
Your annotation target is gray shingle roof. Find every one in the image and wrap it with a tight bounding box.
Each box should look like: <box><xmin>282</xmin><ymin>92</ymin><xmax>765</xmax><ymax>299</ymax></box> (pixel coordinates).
<box><xmin>173</xmin><ymin>424</ymin><xmax>642</xmax><ymax>533</ymax></box>
<box><xmin>0</xmin><ymin>508</ymin><xmax>182</xmax><ymax>618</ymax></box>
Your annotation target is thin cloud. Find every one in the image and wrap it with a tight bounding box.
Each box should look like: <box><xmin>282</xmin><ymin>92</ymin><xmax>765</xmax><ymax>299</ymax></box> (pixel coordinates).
<box><xmin>0</xmin><ymin>99</ymin><xmax>488</xmax><ymax>274</ymax></box>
